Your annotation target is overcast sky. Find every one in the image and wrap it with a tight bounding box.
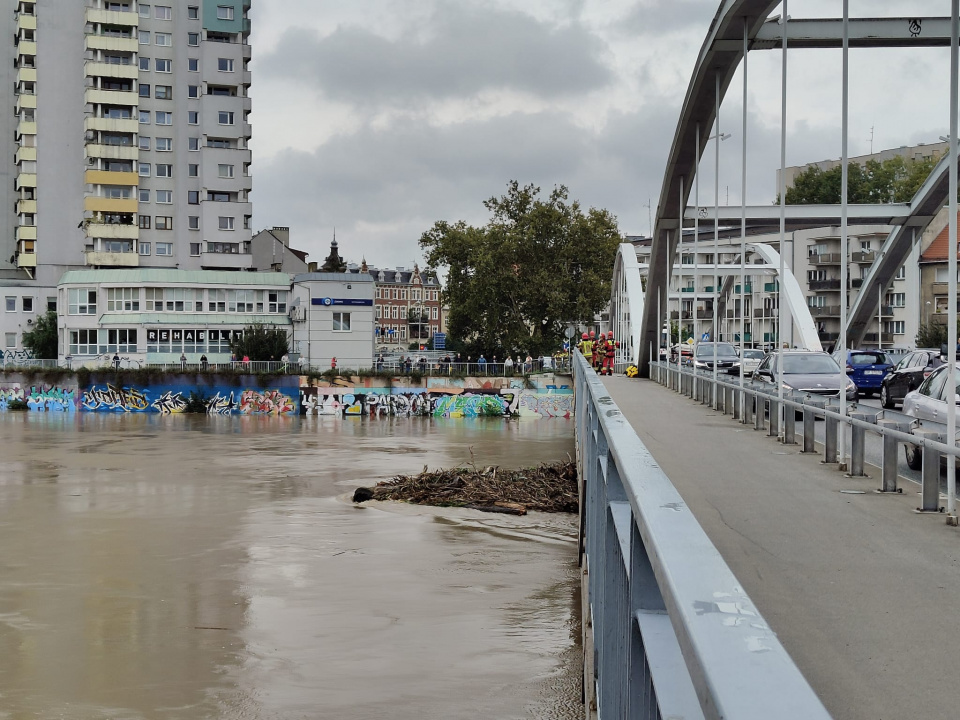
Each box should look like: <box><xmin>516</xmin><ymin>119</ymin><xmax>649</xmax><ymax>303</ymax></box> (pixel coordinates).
<box><xmin>247</xmin><ymin>0</ymin><xmax>952</xmax><ymax>269</ymax></box>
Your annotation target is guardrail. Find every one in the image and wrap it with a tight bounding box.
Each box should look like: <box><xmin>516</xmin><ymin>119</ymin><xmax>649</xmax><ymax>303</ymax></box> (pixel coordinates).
<box><xmin>574</xmin><ymin>352</ymin><xmax>832</xmax><ymax>719</ymax></box>
<box><xmin>648</xmin><ymin>360</ymin><xmax>960</xmax><ymax>514</ymax></box>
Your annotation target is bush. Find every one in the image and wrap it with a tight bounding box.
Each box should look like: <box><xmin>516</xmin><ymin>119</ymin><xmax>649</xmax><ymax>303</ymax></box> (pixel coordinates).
<box><xmin>7</xmin><ymin>399</ymin><xmax>29</xmax><ymax>411</ymax></box>
<box><xmin>183</xmin><ymin>392</ymin><xmax>208</xmax><ymax>414</ymax></box>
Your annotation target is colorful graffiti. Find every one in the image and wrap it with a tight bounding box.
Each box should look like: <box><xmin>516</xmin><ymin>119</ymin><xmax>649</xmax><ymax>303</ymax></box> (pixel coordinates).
<box><xmin>1</xmin><ymin>349</ymin><xmax>32</xmax><ymax>364</ymax></box>
<box><xmin>0</xmin><ymin>385</ymin><xmax>77</xmax><ymax>412</ymax></box>
<box><xmin>81</xmin><ymin>385</ymin><xmax>297</xmax><ymax>415</ymax></box>
<box><xmin>300</xmin><ymin>387</ymin><xmax>572</xmax><ymax>418</ymax></box>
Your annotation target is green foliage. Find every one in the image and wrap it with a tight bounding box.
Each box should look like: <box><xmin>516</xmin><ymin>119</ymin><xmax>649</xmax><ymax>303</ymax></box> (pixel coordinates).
<box><xmin>669</xmin><ymin>321</ymin><xmax>693</xmax><ymax>344</ymax></box>
<box><xmin>183</xmin><ymin>392</ymin><xmax>209</xmax><ymax>414</ymax></box>
<box><xmin>229</xmin><ymin>324</ymin><xmax>290</xmax><ymax>361</ymax></box>
<box><xmin>21</xmin><ymin>310</ymin><xmax>58</xmax><ymax>359</ymax></box>
<box><xmin>7</xmin><ymin>399</ymin><xmax>28</xmax><ymax>411</ymax></box>
<box><xmin>784</xmin><ymin>153</ymin><xmax>943</xmax><ymax>205</ymax></box>
<box><xmin>916</xmin><ymin>321</ymin><xmax>950</xmax><ymax>349</ymax></box>
<box><xmin>420</xmin><ymin>181</ymin><xmax>621</xmax><ymax>357</ymax></box>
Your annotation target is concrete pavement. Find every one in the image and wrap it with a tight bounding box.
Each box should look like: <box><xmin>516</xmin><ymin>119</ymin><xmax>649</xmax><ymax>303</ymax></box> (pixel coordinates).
<box><xmin>603</xmin><ymin>375</ymin><xmax>960</xmax><ymax>720</ymax></box>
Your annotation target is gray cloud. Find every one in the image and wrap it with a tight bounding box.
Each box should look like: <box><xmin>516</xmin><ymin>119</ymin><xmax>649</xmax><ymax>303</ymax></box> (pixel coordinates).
<box><xmin>259</xmin><ymin>2</ymin><xmax>613</xmax><ymax>104</ymax></box>
<box><xmin>614</xmin><ymin>0</ymin><xmax>713</xmax><ymax>37</ymax></box>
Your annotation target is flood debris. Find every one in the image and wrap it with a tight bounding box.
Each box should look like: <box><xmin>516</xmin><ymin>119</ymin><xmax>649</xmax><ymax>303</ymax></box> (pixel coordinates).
<box><xmin>353</xmin><ymin>461</ymin><xmax>578</xmax><ymax>514</ymax></box>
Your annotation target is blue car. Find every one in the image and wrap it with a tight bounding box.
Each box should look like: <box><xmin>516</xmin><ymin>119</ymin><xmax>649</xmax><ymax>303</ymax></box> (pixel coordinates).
<box><xmin>837</xmin><ymin>349</ymin><xmax>893</xmax><ymax>397</ymax></box>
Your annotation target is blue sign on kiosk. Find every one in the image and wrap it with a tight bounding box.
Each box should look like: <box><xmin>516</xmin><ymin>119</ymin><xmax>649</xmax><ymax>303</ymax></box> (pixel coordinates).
<box><xmin>311</xmin><ymin>297</ymin><xmax>373</xmax><ymax>307</ymax></box>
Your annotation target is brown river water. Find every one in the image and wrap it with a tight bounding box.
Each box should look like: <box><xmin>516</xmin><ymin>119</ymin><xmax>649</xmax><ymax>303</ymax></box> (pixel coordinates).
<box><xmin>0</xmin><ymin>413</ymin><xmax>580</xmax><ymax>719</ymax></box>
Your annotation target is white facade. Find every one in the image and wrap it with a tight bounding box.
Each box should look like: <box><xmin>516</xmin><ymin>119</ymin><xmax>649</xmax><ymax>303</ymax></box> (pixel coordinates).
<box><xmin>291</xmin><ymin>273</ymin><xmax>375</xmax><ymax>371</ymax></box>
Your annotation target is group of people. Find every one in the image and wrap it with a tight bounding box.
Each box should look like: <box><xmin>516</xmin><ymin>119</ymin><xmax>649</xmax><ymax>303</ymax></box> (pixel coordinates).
<box><xmin>374</xmin><ymin>353</ymin><xmax>536</xmax><ymax>375</ymax></box>
<box><xmin>577</xmin><ymin>329</ymin><xmax>618</xmax><ymax>376</ymax></box>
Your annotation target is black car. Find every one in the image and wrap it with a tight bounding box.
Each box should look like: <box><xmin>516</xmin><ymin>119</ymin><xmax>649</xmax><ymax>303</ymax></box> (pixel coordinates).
<box><xmin>880</xmin><ymin>349</ymin><xmax>943</xmax><ymax>409</ymax></box>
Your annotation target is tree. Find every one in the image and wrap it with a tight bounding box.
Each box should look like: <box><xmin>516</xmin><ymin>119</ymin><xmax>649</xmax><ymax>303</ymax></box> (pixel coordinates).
<box><xmin>783</xmin><ymin>153</ymin><xmax>943</xmax><ymax>205</ymax></box>
<box><xmin>420</xmin><ymin>182</ymin><xmax>621</xmax><ymax>357</ymax></box>
<box><xmin>916</xmin><ymin>321</ymin><xmax>951</xmax><ymax>349</ymax></box>
<box><xmin>22</xmin><ymin>310</ymin><xmax>57</xmax><ymax>359</ymax></box>
<box><xmin>229</xmin><ymin>324</ymin><xmax>289</xmax><ymax>361</ymax></box>
<box><xmin>669</xmin><ymin>322</ymin><xmax>693</xmax><ymax>345</ymax></box>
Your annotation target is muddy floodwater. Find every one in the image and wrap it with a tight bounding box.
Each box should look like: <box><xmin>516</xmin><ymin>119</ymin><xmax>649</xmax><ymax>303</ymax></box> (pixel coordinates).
<box><xmin>0</xmin><ymin>413</ymin><xmax>580</xmax><ymax>719</ymax></box>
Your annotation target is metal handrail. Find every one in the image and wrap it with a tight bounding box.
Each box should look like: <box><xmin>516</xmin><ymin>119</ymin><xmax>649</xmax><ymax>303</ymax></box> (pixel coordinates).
<box><xmin>575</xmin><ymin>352</ymin><xmax>831</xmax><ymax>719</ymax></box>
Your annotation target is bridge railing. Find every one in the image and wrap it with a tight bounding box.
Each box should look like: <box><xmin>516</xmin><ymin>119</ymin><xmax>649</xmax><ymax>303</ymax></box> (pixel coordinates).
<box><xmin>574</xmin><ymin>351</ymin><xmax>832</xmax><ymax>720</ymax></box>
<box><xmin>648</xmin><ymin>360</ymin><xmax>960</xmax><ymax>511</ymax></box>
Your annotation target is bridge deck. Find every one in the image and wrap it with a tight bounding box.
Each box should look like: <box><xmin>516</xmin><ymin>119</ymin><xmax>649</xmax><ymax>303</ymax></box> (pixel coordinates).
<box><xmin>603</xmin><ymin>375</ymin><xmax>960</xmax><ymax>720</ymax></box>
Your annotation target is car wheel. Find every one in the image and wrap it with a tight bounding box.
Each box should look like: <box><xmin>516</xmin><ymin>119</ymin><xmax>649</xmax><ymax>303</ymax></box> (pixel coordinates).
<box><xmin>880</xmin><ymin>385</ymin><xmax>895</xmax><ymax>409</ymax></box>
<box><xmin>904</xmin><ymin>443</ymin><xmax>922</xmax><ymax>471</ymax></box>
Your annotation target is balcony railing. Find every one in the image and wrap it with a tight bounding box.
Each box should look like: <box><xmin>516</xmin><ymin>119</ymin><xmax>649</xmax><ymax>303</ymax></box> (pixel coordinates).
<box><xmin>852</xmin><ymin>251</ymin><xmax>877</xmax><ymax>263</ymax></box>
<box><xmin>810</xmin><ymin>305</ymin><xmax>842</xmax><ymax>317</ymax></box>
<box><xmin>810</xmin><ymin>252</ymin><xmax>842</xmax><ymax>265</ymax></box>
<box><xmin>809</xmin><ymin>279</ymin><xmax>841</xmax><ymax>290</ymax></box>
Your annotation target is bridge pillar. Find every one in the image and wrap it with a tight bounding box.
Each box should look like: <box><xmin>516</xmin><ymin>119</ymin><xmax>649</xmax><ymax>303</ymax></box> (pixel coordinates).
<box><xmin>916</xmin><ymin>429</ymin><xmax>942</xmax><ymax>512</ymax></box>
<box><xmin>878</xmin><ymin>420</ymin><xmax>901</xmax><ymax>493</ymax></box>
<box><xmin>823</xmin><ymin>415</ymin><xmax>838</xmax><ymax>464</ymax></box>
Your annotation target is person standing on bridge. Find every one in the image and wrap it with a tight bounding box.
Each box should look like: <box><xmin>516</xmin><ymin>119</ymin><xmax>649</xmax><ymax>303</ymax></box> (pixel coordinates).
<box><xmin>579</xmin><ymin>332</ymin><xmax>594</xmax><ymax>367</ymax></box>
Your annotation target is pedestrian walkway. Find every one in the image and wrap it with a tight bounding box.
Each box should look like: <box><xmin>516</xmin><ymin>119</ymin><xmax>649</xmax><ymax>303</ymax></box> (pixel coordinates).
<box><xmin>603</xmin><ymin>375</ymin><xmax>960</xmax><ymax>720</ymax></box>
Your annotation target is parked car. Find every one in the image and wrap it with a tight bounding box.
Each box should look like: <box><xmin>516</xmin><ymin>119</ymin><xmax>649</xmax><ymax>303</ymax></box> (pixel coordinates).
<box><xmin>726</xmin><ymin>348</ymin><xmax>766</xmax><ymax>375</ymax></box>
<box><xmin>902</xmin><ymin>363</ymin><xmax>960</xmax><ymax>470</ymax></box>
<box><xmin>880</xmin><ymin>350</ymin><xmax>943</xmax><ymax>409</ymax></box>
<box><xmin>833</xmin><ymin>349</ymin><xmax>893</xmax><ymax>397</ymax></box>
<box><xmin>688</xmin><ymin>342</ymin><xmax>739</xmax><ymax>371</ymax></box>
<box><xmin>752</xmin><ymin>350</ymin><xmax>858</xmax><ymax>401</ymax></box>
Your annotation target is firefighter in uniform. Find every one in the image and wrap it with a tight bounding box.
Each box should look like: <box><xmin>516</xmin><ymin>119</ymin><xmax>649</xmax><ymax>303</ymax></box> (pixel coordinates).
<box><xmin>578</xmin><ymin>332</ymin><xmax>594</xmax><ymax>367</ymax></box>
<box><xmin>602</xmin><ymin>333</ymin><xmax>617</xmax><ymax>376</ymax></box>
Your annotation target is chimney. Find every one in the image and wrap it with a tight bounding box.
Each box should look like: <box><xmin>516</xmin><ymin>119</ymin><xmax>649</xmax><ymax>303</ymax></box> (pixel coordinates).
<box><xmin>272</xmin><ymin>226</ymin><xmax>290</xmax><ymax>246</ymax></box>
<box><xmin>308</xmin><ymin>261</ymin><xmax>318</xmax><ymax>272</ymax></box>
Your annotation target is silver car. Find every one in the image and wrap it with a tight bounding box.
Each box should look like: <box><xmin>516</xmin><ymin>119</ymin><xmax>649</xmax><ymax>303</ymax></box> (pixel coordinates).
<box><xmin>751</xmin><ymin>350</ymin><xmax>858</xmax><ymax>401</ymax></box>
<box><xmin>901</xmin><ymin>363</ymin><xmax>960</xmax><ymax>470</ymax></box>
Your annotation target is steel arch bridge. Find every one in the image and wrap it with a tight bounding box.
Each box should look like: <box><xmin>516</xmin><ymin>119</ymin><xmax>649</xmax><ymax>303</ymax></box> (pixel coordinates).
<box><xmin>625</xmin><ymin>1</ymin><xmax>959</xmax><ymax>377</ymax></box>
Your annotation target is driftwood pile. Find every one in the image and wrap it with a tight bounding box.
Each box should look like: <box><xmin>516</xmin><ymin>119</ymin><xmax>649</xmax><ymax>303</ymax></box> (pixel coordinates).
<box><xmin>353</xmin><ymin>461</ymin><xmax>578</xmax><ymax>515</ymax></box>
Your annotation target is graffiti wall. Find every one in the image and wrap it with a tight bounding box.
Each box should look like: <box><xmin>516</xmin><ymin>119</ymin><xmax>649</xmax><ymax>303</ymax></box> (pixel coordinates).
<box><xmin>0</xmin><ymin>384</ymin><xmax>78</xmax><ymax>412</ymax></box>
<box><xmin>300</xmin><ymin>386</ymin><xmax>573</xmax><ymax>418</ymax></box>
<box><xmin>80</xmin><ymin>384</ymin><xmax>297</xmax><ymax>415</ymax></box>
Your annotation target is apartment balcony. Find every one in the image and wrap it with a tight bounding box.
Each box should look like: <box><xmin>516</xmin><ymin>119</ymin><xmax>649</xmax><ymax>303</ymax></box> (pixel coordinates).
<box><xmin>863</xmin><ymin>332</ymin><xmax>879</xmax><ymax>343</ymax></box>
<box><xmin>703</xmin><ymin>286</ymin><xmax>714</xmax><ymax>293</ymax></box>
<box><xmin>16</xmin><ymin>173</ymin><xmax>36</xmax><ymax>190</ymax></box>
<box><xmin>850</xmin><ymin>278</ymin><xmax>864</xmax><ymax>288</ymax></box>
<box><xmin>200</xmin><ymin>250</ymin><xmax>254</xmax><ymax>270</ymax></box>
<box><xmin>15</xmin><ymin>226</ymin><xmax>36</xmax><ymax>242</ymax></box>
<box><xmin>753</xmin><ymin>308</ymin><xmax>768</xmax><ymax>318</ymax></box>
<box><xmin>85</xmin><ymin>223</ymin><xmax>139</xmax><ymax>240</ymax></box>
<box><xmin>85</xmin><ymin>34</ymin><xmax>138</xmax><ymax>53</ymax></box>
<box><xmin>16</xmin><ymin>252</ymin><xmax>36</xmax><ymax>269</ymax></box>
<box><xmin>242</xmin><ymin>44</ymin><xmax>252</xmax><ymax>60</ymax></box>
<box><xmin>85</xmin><ymin>7</ymin><xmax>138</xmax><ymax>26</ymax></box>
<box><xmin>734</xmin><ymin>284</ymin><xmax>753</xmax><ymax>294</ymax></box>
<box><xmin>879</xmin><ymin>305</ymin><xmax>896</xmax><ymax>317</ymax></box>
<box><xmin>84</xmin><ymin>169</ymin><xmax>138</xmax><ymax>186</ymax></box>
<box><xmin>84</xmin><ymin>196</ymin><xmax>138</xmax><ymax>213</ymax></box>
<box><xmin>15</xmin><ymin>94</ymin><xmax>37</xmax><ymax>112</ymax></box>
<box><xmin>932</xmin><ymin>281</ymin><xmax>949</xmax><ymax>294</ymax></box>
<box><xmin>84</xmin><ymin>116</ymin><xmax>138</xmax><ymax>134</ymax></box>
<box><xmin>85</xmin><ymin>143</ymin><xmax>138</xmax><ymax>161</ymax></box>
<box><xmin>810</xmin><ymin>253</ymin><xmax>843</xmax><ymax>265</ymax></box>
<box><xmin>17</xmin><ymin>40</ymin><xmax>37</xmax><ymax>56</ymax></box>
<box><xmin>818</xmin><ymin>332</ymin><xmax>840</xmax><ymax>341</ymax></box>
<box><xmin>16</xmin><ymin>199</ymin><xmax>36</xmax><ymax>215</ymax></box>
<box><xmin>809</xmin><ymin>279</ymin><xmax>841</xmax><ymax>291</ymax></box>
<box><xmin>84</xmin><ymin>61</ymin><xmax>138</xmax><ymax>80</ymax></box>
<box><xmin>696</xmin><ymin>309</ymin><xmax>714</xmax><ymax>320</ymax></box>
<box><xmin>727</xmin><ymin>309</ymin><xmax>736</xmax><ymax>318</ymax></box>
<box><xmin>15</xmin><ymin>146</ymin><xmax>36</xmax><ymax>164</ymax></box>
<box><xmin>763</xmin><ymin>282</ymin><xmax>779</xmax><ymax>292</ymax></box>
<box><xmin>85</xmin><ymin>251</ymin><xmax>139</xmax><ymax>268</ymax></box>
<box><xmin>84</xmin><ymin>88</ymin><xmax>138</xmax><ymax>107</ymax></box>
<box><xmin>16</xmin><ymin>120</ymin><xmax>36</xmax><ymax>138</ymax></box>
<box><xmin>16</xmin><ymin>67</ymin><xmax>36</xmax><ymax>84</ymax></box>
<box><xmin>680</xmin><ymin>287</ymin><xmax>695</xmax><ymax>292</ymax></box>
<box><xmin>17</xmin><ymin>13</ymin><xmax>36</xmax><ymax>31</ymax></box>
<box><xmin>242</xmin><ymin>70</ymin><xmax>252</xmax><ymax>86</ymax></box>
<box><xmin>810</xmin><ymin>305</ymin><xmax>842</xmax><ymax>317</ymax></box>
<box><xmin>852</xmin><ymin>251</ymin><xmax>877</xmax><ymax>263</ymax></box>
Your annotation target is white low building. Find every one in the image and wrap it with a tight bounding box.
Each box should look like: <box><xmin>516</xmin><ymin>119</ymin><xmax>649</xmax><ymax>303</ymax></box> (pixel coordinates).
<box><xmin>291</xmin><ymin>272</ymin><xmax>375</xmax><ymax>371</ymax></box>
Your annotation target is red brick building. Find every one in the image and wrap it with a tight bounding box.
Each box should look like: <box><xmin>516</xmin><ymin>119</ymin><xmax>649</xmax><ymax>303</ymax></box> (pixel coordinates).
<box><xmin>353</xmin><ymin>262</ymin><xmax>442</xmax><ymax>348</ymax></box>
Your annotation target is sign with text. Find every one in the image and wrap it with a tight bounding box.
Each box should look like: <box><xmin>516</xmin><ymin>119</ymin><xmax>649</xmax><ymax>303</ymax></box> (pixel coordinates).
<box><xmin>311</xmin><ymin>297</ymin><xmax>373</xmax><ymax>307</ymax></box>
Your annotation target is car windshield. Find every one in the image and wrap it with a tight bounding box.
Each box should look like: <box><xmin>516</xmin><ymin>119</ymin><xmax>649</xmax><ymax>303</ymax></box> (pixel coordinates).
<box><xmin>850</xmin><ymin>352</ymin><xmax>887</xmax><ymax>365</ymax></box>
<box><xmin>742</xmin><ymin>350</ymin><xmax>765</xmax><ymax>359</ymax></box>
<box><xmin>696</xmin><ymin>343</ymin><xmax>738</xmax><ymax>358</ymax></box>
<box><xmin>781</xmin><ymin>354</ymin><xmax>841</xmax><ymax>374</ymax></box>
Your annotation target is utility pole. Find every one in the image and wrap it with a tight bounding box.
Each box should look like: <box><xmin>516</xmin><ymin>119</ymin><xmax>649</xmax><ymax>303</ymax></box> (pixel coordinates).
<box><xmin>644</xmin><ymin>199</ymin><xmax>652</xmax><ymax>238</ymax></box>
<box><xmin>868</xmin><ymin>125</ymin><xmax>874</xmax><ymax>154</ymax></box>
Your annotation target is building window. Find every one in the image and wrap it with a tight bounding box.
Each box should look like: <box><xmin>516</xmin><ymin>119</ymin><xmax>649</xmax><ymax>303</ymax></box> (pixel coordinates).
<box><xmin>138</xmin><ymin>188</ymin><xmax>151</xmax><ymax>202</ymax></box>
<box><xmin>190</xmin><ymin>243</ymin><xmax>201</xmax><ymax>256</ymax></box>
<box><xmin>139</xmin><ymin>242</ymin><xmax>151</xmax><ymax>256</ymax></box>
<box><xmin>218</xmin><ymin>58</ymin><xmax>234</xmax><ymax>72</ymax></box>
<box><xmin>227</xmin><ymin>289</ymin><xmax>255</xmax><ymax>313</ymax></box>
<box><xmin>155</xmin><ymin>85</ymin><xmax>172</xmax><ymax>99</ymax></box>
<box><xmin>4</xmin><ymin>333</ymin><xmax>15</xmax><ymax>349</ymax></box>
<box><xmin>188</xmin><ymin>164</ymin><xmax>199</xmax><ymax>177</ymax></box>
<box><xmin>139</xmin><ymin>56</ymin><xmax>150</xmax><ymax>70</ymax></box>
<box><xmin>188</xmin><ymin>58</ymin><xmax>199</xmax><ymax>72</ymax></box>
<box><xmin>218</xmin><ymin>216</ymin><xmax>234</xmax><ymax>230</ymax></box>
<box><xmin>156</xmin><ymin>164</ymin><xmax>172</xmax><ymax>178</ymax></box>
<box><xmin>139</xmin><ymin>163</ymin><xmax>151</xmax><ymax>177</ymax></box>
<box><xmin>376</xmin><ymin>305</ymin><xmax>382</xmax><ymax>319</ymax></box>
<box><xmin>884</xmin><ymin>321</ymin><xmax>905</xmax><ymax>335</ymax></box>
<box><xmin>108</xmin><ymin>329</ymin><xmax>138</xmax><ymax>353</ymax></box>
<box><xmin>188</xmin><ymin>6</ymin><xmax>199</xmax><ymax>19</ymax></box>
<box><xmin>188</xmin><ymin>111</ymin><xmax>199</xmax><ymax>125</ymax></box>
<box><xmin>156</xmin><ymin>190</ymin><xmax>173</xmax><ymax>204</ymax></box>
<box><xmin>333</xmin><ymin>312</ymin><xmax>351</xmax><ymax>332</ymax></box>
<box><xmin>218</xmin><ymin>111</ymin><xmax>235</xmax><ymax>125</ymax></box>
<box><xmin>155</xmin><ymin>137</ymin><xmax>172</xmax><ymax>152</ymax></box>
<box><xmin>188</xmin><ymin>137</ymin><xmax>200</xmax><ymax>151</ymax></box>
<box><xmin>155</xmin><ymin>60</ymin><xmax>171</xmax><ymax>74</ymax></box>
<box><xmin>156</xmin><ymin>111</ymin><xmax>172</xmax><ymax>125</ymax></box>
<box><xmin>217</xmin><ymin>5</ymin><xmax>235</xmax><ymax>20</ymax></box>
<box><xmin>188</xmin><ymin>190</ymin><xmax>200</xmax><ymax>204</ymax></box>
<box><xmin>156</xmin><ymin>5</ymin><xmax>171</xmax><ymax>20</ymax></box>
<box><xmin>155</xmin><ymin>216</ymin><xmax>173</xmax><ymax>230</ymax></box>
<box><xmin>139</xmin><ymin>110</ymin><xmax>151</xmax><ymax>124</ymax></box>
<box><xmin>145</xmin><ymin>288</ymin><xmax>164</xmax><ymax>311</ymax></box>
<box><xmin>155</xmin><ymin>33</ymin><xmax>172</xmax><ymax>46</ymax></box>
<box><xmin>139</xmin><ymin>216</ymin><xmax>151</xmax><ymax>229</ymax></box>
<box><xmin>187</xmin><ymin>32</ymin><xmax>200</xmax><ymax>46</ymax></box>
<box><xmin>139</xmin><ymin>4</ymin><xmax>150</xmax><ymax>18</ymax></box>
<box><xmin>887</xmin><ymin>292</ymin><xmax>906</xmax><ymax>307</ymax></box>
<box><xmin>155</xmin><ymin>243</ymin><xmax>173</xmax><ymax>256</ymax></box>
<box><xmin>139</xmin><ymin>83</ymin><xmax>150</xmax><ymax>98</ymax></box>
<box><xmin>46</xmin><ymin>297</ymin><xmax>56</xmax><ymax>312</ymax></box>
<box><xmin>432</xmin><ymin>306</ymin><xmax>438</xmax><ymax>320</ymax></box>
<box><xmin>68</xmin><ymin>288</ymin><xmax>97</xmax><ymax>315</ymax></box>
<box><xmin>188</xmin><ymin>216</ymin><xmax>200</xmax><ymax>230</ymax></box>
<box><xmin>895</xmin><ymin>266</ymin><xmax>906</xmax><ymax>280</ymax></box>
<box><xmin>218</xmin><ymin>164</ymin><xmax>234</xmax><ymax>178</ymax></box>
<box><xmin>139</xmin><ymin>30</ymin><xmax>150</xmax><ymax>44</ymax></box>
<box><xmin>268</xmin><ymin>291</ymin><xmax>287</xmax><ymax>313</ymax></box>
<box><xmin>208</xmin><ymin>289</ymin><xmax>226</xmax><ymax>312</ymax></box>
<box><xmin>188</xmin><ymin>85</ymin><xmax>199</xmax><ymax>99</ymax></box>
<box><xmin>69</xmin><ymin>329</ymin><xmax>98</xmax><ymax>355</ymax></box>
<box><xmin>139</xmin><ymin>136</ymin><xmax>151</xmax><ymax>151</ymax></box>
<box><xmin>5</xmin><ymin>296</ymin><xmax>15</xmax><ymax>312</ymax></box>
<box><xmin>107</xmin><ymin>288</ymin><xmax>140</xmax><ymax>312</ymax></box>
<box><xmin>391</xmin><ymin>305</ymin><xmax>399</xmax><ymax>319</ymax></box>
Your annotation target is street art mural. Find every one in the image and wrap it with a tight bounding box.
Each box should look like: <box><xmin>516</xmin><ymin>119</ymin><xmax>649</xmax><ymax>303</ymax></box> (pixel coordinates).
<box><xmin>0</xmin><ymin>385</ymin><xmax>78</xmax><ymax>412</ymax></box>
<box><xmin>1</xmin><ymin>349</ymin><xmax>33</xmax><ymax>364</ymax></box>
<box><xmin>81</xmin><ymin>384</ymin><xmax>297</xmax><ymax>415</ymax></box>
<box><xmin>300</xmin><ymin>387</ymin><xmax>573</xmax><ymax>418</ymax></box>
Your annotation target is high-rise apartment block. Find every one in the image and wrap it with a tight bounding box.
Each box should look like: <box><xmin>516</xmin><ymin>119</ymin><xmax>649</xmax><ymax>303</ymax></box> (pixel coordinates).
<box><xmin>0</xmin><ymin>0</ymin><xmax>254</xmax><ymax>360</ymax></box>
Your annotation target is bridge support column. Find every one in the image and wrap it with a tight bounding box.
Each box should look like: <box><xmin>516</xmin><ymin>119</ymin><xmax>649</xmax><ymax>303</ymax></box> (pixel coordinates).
<box><xmin>849</xmin><ymin>413</ymin><xmax>868</xmax><ymax>477</ymax></box>
<box><xmin>917</xmin><ymin>430</ymin><xmax>942</xmax><ymax>512</ymax></box>
<box><xmin>823</xmin><ymin>415</ymin><xmax>838</xmax><ymax>464</ymax></box>
<box><xmin>768</xmin><ymin>400</ymin><xmax>779</xmax><ymax>437</ymax></box>
<box><xmin>878</xmin><ymin>420</ymin><xmax>900</xmax><ymax>493</ymax></box>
